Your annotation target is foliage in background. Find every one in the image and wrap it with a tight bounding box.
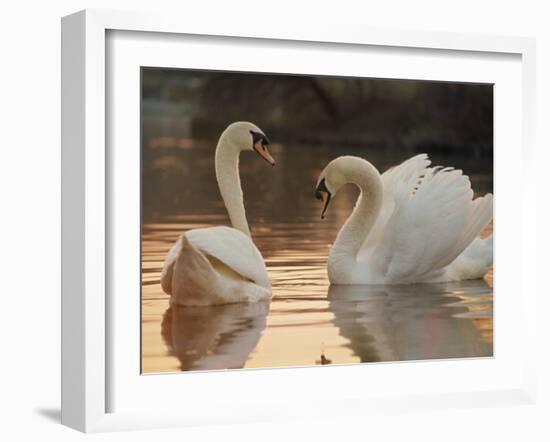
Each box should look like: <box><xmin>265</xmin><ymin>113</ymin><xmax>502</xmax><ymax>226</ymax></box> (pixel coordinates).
<box><xmin>142</xmin><ymin>68</ymin><xmax>493</xmax><ymax>154</ymax></box>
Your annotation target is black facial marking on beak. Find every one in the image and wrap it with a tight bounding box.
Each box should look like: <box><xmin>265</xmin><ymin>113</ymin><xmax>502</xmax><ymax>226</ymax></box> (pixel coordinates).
<box><xmin>250</xmin><ymin>130</ymin><xmax>274</xmax><ymax>166</ymax></box>
<box><xmin>315</xmin><ymin>178</ymin><xmax>332</xmax><ymax>220</ymax></box>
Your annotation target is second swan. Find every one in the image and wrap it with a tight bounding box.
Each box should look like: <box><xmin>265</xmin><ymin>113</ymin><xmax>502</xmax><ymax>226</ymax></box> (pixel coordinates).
<box><xmin>315</xmin><ymin>154</ymin><xmax>493</xmax><ymax>285</ymax></box>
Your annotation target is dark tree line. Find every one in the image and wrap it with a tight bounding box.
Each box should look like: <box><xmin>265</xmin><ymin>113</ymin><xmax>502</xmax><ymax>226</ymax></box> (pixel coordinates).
<box><xmin>142</xmin><ymin>68</ymin><xmax>493</xmax><ymax>154</ymax></box>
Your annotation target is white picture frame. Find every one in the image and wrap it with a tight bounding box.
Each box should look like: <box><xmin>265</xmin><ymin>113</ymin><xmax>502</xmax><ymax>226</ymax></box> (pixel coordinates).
<box><xmin>61</xmin><ymin>9</ymin><xmax>537</xmax><ymax>433</ymax></box>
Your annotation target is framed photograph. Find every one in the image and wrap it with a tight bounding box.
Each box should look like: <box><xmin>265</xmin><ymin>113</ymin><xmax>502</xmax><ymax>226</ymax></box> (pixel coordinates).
<box><xmin>62</xmin><ymin>9</ymin><xmax>537</xmax><ymax>432</ymax></box>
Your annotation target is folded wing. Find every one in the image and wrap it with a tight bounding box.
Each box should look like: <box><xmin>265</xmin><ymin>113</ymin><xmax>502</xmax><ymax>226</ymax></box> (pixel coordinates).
<box><xmin>161</xmin><ymin>226</ymin><xmax>270</xmax><ymax>294</ymax></box>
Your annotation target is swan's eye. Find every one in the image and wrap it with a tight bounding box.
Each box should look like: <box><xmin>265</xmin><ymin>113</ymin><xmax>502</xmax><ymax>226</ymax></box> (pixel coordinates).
<box><xmin>250</xmin><ymin>130</ymin><xmax>269</xmax><ymax>149</ymax></box>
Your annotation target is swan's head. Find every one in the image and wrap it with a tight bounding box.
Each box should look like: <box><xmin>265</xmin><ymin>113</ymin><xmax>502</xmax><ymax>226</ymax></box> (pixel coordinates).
<box><xmin>315</xmin><ymin>156</ymin><xmax>364</xmax><ymax>219</ymax></box>
<box><xmin>221</xmin><ymin>121</ymin><xmax>275</xmax><ymax>166</ymax></box>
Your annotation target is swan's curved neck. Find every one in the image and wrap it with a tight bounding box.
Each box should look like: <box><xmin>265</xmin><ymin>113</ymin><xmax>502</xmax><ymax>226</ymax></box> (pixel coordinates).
<box><xmin>330</xmin><ymin>161</ymin><xmax>383</xmax><ymax>264</ymax></box>
<box><xmin>215</xmin><ymin>138</ymin><xmax>250</xmax><ymax>236</ymax></box>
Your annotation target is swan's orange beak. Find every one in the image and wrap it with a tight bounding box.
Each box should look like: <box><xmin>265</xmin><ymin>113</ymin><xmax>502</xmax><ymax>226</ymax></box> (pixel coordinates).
<box><xmin>254</xmin><ymin>140</ymin><xmax>276</xmax><ymax>166</ymax></box>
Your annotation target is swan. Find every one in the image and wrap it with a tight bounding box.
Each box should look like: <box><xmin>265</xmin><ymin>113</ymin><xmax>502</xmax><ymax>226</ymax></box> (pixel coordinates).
<box><xmin>160</xmin><ymin>122</ymin><xmax>275</xmax><ymax>306</ymax></box>
<box><xmin>315</xmin><ymin>154</ymin><xmax>493</xmax><ymax>285</ymax></box>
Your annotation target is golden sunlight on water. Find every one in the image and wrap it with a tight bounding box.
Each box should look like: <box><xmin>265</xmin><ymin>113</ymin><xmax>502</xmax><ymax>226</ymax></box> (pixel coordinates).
<box><xmin>141</xmin><ymin>211</ymin><xmax>493</xmax><ymax>374</ymax></box>
<box><xmin>141</xmin><ymin>144</ymin><xmax>493</xmax><ymax>373</ymax></box>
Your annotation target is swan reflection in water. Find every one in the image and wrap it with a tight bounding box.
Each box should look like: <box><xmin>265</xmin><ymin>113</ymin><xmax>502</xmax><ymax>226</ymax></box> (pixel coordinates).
<box><xmin>161</xmin><ymin>301</ymin><xmax>270</xmax><ymax>371</ymax></box>
<box><xmin>327</xmin><ymin>279</ymin><xmax>493</xmax><ymax>363</ymax></box>
<box><xmin>160</xmin><ymin>280</ymin><xmax>491</xmax><ymax>371</ymax></box>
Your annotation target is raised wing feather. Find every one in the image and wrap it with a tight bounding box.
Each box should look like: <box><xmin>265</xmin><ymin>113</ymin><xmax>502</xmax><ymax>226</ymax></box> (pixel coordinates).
<box><xmin>363</xmin><ymin>155</ymin><xmax>493</xmax><ymax>282</ymax></box>
<box><xmin>161</xmin><ymin>226</ymin><xmax>270</xmax><ymax>295</ymax></box>
<box><xmin>360</xmin><ymin>154</ymin><xmax>431</xmax><ymax>252</ymax></box>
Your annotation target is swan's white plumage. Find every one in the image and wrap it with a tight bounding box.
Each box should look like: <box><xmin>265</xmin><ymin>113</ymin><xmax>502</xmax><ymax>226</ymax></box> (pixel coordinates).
<box><xmin>160</xmin><ymin>122</ymin><xmax>272</xmax><ymax>306</ymax></box>
<box><xmin>323</xmin><ymin>154</ymin><xmax>493</xmax><ymax>285</ymax></box>
<box><xmin>161</xmin><ymin>226</ymin><xmax>270</xmax><ymax>295</ymax></box>
<box><xmin>378</xmin><ymin>166</ymin><xmax>490</xmax><ymax>282</ymax></box>
<box><xmin>360</xmin><ymin>154</ymin><xmax>431</xmax><ymax>252</ymax></box>
<box><xmin>161</xmin><ymin>232</ymin><xmax>270</xmax><ymax>306</ymax></box>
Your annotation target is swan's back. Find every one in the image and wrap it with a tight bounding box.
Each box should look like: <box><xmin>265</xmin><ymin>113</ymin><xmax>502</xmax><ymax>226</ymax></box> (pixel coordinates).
<box><xmin>161</xmin><ymin>226</ymin><xmax>270</xmax><ymax>296</ymax></box>
<box><xmin>359</xmin><ymin>154</ymin><xmax>493</xmax><ymax>283</ymax></box>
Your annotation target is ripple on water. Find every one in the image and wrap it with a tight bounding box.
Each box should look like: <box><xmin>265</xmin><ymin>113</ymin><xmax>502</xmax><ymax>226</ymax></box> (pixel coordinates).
<box><xmin>141</xmin><ymin>211</ymin><xmax>493</xmax><ymax>373</ymax></box>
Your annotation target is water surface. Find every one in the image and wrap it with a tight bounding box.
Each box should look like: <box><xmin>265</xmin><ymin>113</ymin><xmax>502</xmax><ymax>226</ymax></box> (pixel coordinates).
<box><xmin>141</xmin><ymin>144</ymin><xmax>493</xmax><ymax>373</ymax></box>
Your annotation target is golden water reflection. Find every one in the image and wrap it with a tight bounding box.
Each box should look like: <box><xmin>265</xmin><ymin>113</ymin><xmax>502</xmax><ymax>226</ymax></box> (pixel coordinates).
<box><xmin>142</xmin><ymin>144</ymin><xmax>493</xmax><ymax>373</ymax></box>
<box><xmin>141</xmin><ymin>210</ymin><xmax>493</xmax><ymax>373</ymax></box>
